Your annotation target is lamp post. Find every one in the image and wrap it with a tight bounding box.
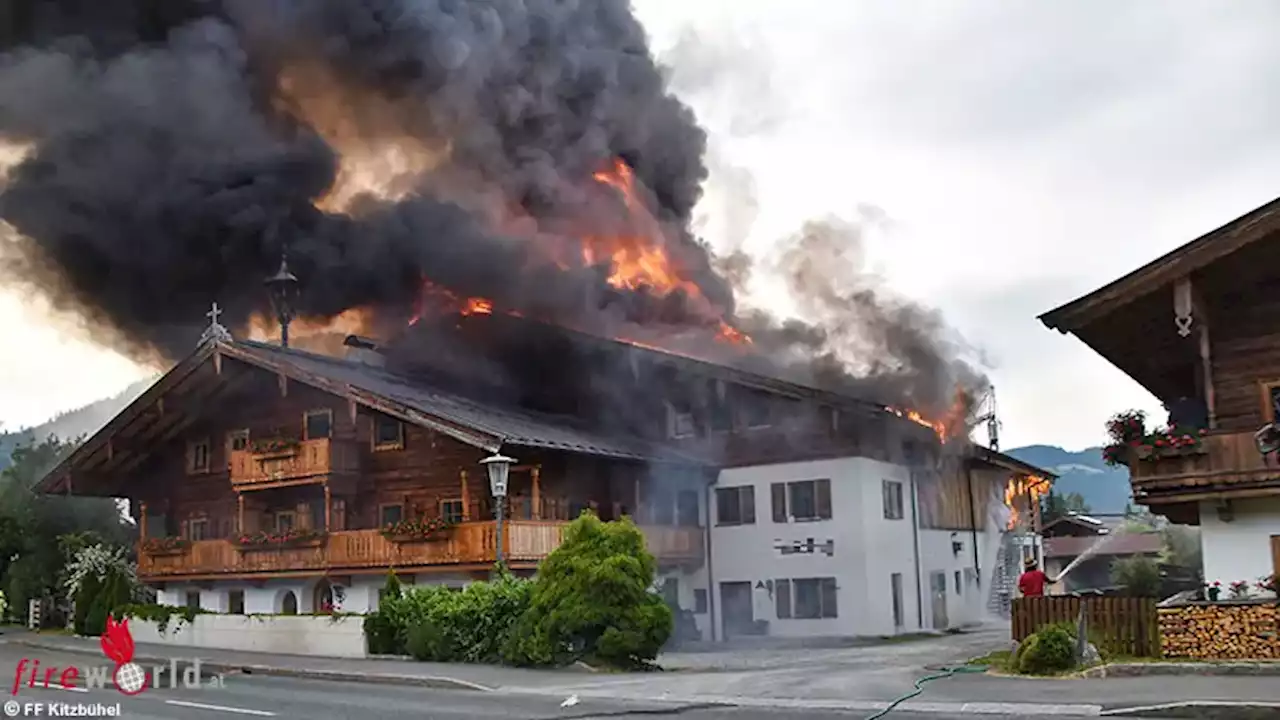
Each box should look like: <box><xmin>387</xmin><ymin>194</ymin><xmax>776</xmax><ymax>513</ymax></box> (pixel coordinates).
<box><xmin>264</xmin><ymin>253</ymin><xmax>299</xmax><ymax>348</ymax></box>
<box><xmin>481</xmin><ymin>452</ymin><xmax>516</xmax><ymax>569</ymax></box>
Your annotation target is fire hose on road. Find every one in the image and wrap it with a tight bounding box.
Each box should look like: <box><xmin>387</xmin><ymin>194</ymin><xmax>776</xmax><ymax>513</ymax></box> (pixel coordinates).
<box><xmin>863</xmin><ymin>664</ymin><xmax>989</xmax><ymax>719</ymax></box>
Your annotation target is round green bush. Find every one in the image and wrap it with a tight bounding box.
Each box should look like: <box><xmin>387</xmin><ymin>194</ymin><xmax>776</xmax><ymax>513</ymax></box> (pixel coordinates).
<box><xmin>1017</xmin><ymin>626</ymin><xmax>1075</xmax><ymax>675</ymax></box>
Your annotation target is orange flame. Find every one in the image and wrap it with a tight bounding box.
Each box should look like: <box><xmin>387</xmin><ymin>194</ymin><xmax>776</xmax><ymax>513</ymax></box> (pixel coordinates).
<box><xmin>246</xmin><ymin>307</ymin><xmax>377</xmax><ymax>348</ymax></box>
<box><xmin>887</xmin><ymin>407</ymin><xmax>948</xmax><ymax>442</ymax></box>
<box><xmin>1004</xmin><ymin>474</ymin><xmax>1050</xmax><ymax>531</ymax></box>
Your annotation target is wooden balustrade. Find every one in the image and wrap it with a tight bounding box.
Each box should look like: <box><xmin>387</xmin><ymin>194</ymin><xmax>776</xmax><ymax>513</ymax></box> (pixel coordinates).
<box><xmin>138</xmin><ymin>520</ymin><xmax>706</xmax><ymax>579</ymax></box>
<box><xmin>639</xmin><ymin>525</ymin><xmax>705</xmax><ymax>564</ymax></box>
<box><xmin>1129</xmin><ymin>429</ymin><xmax>1280</xmax><ymax>496</ymax></box>
<box><xmin>228</xmin><ymin>438</ymin><xmax>359</xmax><ymax>489</ymax></box>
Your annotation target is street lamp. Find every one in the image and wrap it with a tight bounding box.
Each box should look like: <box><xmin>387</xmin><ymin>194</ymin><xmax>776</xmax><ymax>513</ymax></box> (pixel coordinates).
<box><xmin>481</xmin><ymin>452</ymin><xmax>516</xmax><ymax>568</ymax></box>
<box><xmin>264</xmin><ymin>253</ymin><xmax>299</xmax><ymax>348</ymax></box>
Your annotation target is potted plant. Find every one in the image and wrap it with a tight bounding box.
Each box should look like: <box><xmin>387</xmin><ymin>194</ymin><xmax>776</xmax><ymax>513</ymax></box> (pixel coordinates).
<box><xmin>1228</xmin><ymin>580</ymin><xmax>1251</xmax><ymax>600</ymax></box>
<box><xmin>1257</xmin><ymin>574</ymin><xmax>1277</xmax><ymax>596</ymax></box>
<box><xmin>234</xmin><ymin>527</ymin><xmax>326</xmax><ymax>550</ymax></box>
<box><xmin>1205</xmin><ymin>580</ymin><xmax>1221</xmax><ymax>601</ymax></box>
<box><xmin>140</xmin><ymin>536</ymin><xmax>191</xmax><ymax>556</ymax></box>
<box><xmin>381</xmin><ymin>517</ymin><xmax>453</xmax><ymax>543</ymax></box>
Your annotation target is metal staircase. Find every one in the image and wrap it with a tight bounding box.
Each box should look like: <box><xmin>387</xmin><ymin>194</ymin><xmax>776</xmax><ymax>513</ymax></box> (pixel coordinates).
<box><xmin>986</xmin><ymin>535</ymin><xmax>1016</xmax><ymax>618</ymax></box>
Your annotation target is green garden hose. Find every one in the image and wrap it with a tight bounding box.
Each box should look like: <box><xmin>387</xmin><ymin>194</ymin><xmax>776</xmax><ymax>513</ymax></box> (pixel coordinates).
<box><xmin>863</xmin><ymin>664</ymin><xmax>989</xmax><ymax>720</ymax></box>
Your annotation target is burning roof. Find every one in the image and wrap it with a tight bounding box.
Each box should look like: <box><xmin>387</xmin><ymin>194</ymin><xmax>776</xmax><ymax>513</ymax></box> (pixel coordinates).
<box><xmin>0</xmin><ymin>0</ymin><xmax>986</xmax><ymax>428</ymax></box>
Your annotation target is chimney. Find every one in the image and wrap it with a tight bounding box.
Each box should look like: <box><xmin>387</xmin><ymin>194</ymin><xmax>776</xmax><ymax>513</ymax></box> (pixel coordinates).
<box><xmin>343</xmin><ymin>335</ymin><xmax>385</xmax><ymax>367</ymax></box>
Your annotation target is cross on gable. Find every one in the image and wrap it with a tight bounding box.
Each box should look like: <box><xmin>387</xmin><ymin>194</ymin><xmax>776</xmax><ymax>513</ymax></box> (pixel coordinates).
<box><xmin>198</xmin><ymin>300</ymin><xmax>233</xmax><ymax>346</ymax></box>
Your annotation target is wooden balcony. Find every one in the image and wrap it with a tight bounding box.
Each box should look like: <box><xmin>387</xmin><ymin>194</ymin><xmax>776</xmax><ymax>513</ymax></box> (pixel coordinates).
<box><xmin>138</xmin><ymin>521</ymin><xmax>706</xmax><ymax>580</ymax></box>
<box><xmin>1129</xmin><ymin>429</ymin><xmax>1280</xmax><ymax>502</ymax></box>
<box><xmin>639</xmin><ymin>525</ymin><xmax>705</xmax><ymax>567</ymax></box>
<box><xmin>228</xmin><ymin>438</ymin><xmax>359</xmax><ymax>490</ymax></box>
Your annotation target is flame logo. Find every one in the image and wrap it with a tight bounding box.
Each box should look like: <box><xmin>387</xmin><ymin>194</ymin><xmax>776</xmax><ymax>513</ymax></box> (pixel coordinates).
<box><xmin>101</xmin><ymin>616</ymin><xmax>147</xmax><ymax>695</ymax></box>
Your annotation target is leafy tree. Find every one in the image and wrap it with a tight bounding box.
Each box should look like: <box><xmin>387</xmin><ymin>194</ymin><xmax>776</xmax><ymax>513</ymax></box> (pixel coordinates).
<box><xmin>1111</xmin><ymin>556</ymin><xmax>1161</xmax><ymax>597</ymax></box>
<box><xmin>1040</xmin><ymin>490</ymin><xmax>1091</xmax><ymax>525</ymax></box>
<box><xmin>0</xmin><ymin>437</ymin><xmax>133</xmax><ymax>623</ymax></box>
<box><xmin>503</xmin><ymin>512</ymin><xmax>673</xmax><ymax>669</ymax></box>
<box><xmin>1159</xmin><ymin>525</ymin><xmax>1202</xmax><ymax>571</ymax></box>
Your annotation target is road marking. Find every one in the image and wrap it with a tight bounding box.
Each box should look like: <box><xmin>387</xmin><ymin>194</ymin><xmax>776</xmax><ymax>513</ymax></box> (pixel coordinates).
<box><xmin>165</xmin><ymin>699</ymin><xmax>276</xmax><ymax>716</ymax></box>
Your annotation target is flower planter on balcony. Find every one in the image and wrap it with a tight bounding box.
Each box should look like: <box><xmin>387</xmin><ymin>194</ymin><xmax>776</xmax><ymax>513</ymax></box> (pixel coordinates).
<box><xmin>234</xmin><ymin>531</ymin><xmax>326</xmax><ymax>552</ymax></box>
<box><xmin>236</xmin><ymin>538</ymin><xmax>325</xmax><ymax>552</ymax></box>
<box><xmin>381</xmin><ymin>518</ymin><xmax>453</xmax><ymax>544</ymax></box>
<box><xmin>254</xmin><ymin>448</ymin><xmax>299</xmax><ymax>461</ymax></box>
<box><xmin>141</xmin><ymin>543</ymin><xmax>190</xmax><ymax>557</ymax></box>
<box><xmin>385</xmin><ymin>533</ymin><xmax>448</xmax><ymax>544</ymax></box>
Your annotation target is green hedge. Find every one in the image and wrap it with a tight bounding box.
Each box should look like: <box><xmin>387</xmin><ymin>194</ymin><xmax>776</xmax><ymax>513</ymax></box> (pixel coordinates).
<box><xmin>364</xmin><ymin>513</ymin><xmax>673</xmax><ymax>669</ymax></box>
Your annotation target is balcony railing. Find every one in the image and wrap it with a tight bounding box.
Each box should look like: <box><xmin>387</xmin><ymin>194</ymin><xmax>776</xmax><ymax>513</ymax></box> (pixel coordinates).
<box><xmin>228</xmin><ymin>438</ymin><xmax>359</xmax><ymax>489</ymax></box>
<box><xmin>138</xmin><ymin>521</ymin><xmax>705</xmax><ymax>579</ymax></box>
<box><xmin>1129</xmin><ymin>429</ymin><xmax>1280</xmax><ymax>497</ymax></box>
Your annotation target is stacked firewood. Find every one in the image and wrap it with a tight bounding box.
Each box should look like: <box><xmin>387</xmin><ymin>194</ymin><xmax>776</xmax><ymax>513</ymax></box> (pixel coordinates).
<box><xmin>1159</xmin><ymin>604</ymin><xmax>1280</xmax><ymax>660</ymax></box>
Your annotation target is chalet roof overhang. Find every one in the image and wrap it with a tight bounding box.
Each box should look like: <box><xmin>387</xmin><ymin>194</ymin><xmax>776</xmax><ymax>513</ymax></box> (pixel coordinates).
<box><xmin>1037</xmin><ymin>196</ymin><xmax>1280</xmax><ymax>397</ymax></box>
<box><xmin>1039</xmin><ymin>195</ymin><xmax>1280</xmax><ymax>333</ymax></box>
<box><xmin>35</xmin><ymin>339</ymin><xmax>708</xmax><ymax>496</ymax></box>
<box><xmin>967</xmin><ymin>445</ymin><xmax>1058</xmax><ymax>482</ymax></box>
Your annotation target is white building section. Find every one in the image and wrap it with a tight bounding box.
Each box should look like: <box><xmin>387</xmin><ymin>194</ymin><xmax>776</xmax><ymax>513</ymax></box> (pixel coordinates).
<box><xmin>705</xmin><ymin>456</ymin><xmax>1008</xmax><ymax>641</ymax></box>
<box><xmin>1198</xmin><ymin>496</ymin><xmax>1280</xmax><ymax>595</ymax></box>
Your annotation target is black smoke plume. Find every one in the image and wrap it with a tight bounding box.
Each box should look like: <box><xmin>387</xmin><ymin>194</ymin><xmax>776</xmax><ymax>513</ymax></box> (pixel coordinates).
<box><xmin>0</xmin><ymin>0</ymin><xmax>983</xmax><ymax>420</ymax></box>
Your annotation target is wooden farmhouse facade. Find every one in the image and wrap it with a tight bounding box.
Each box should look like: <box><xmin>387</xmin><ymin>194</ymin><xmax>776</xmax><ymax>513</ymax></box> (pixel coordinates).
<box><xmin>1040</xmin><ymin>198</ymin><xmax>1280</xmax><ymax>589</ymax></box>
<box><xmin>36</xmin><ymin>313</ymin><xmax>1053</xmax><ymax>639</ymax></box>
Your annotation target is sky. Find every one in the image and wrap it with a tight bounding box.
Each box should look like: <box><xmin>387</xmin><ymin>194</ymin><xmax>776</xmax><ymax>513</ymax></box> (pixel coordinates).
<box><xmin>5</xmin><ymin>1</ymin><xmax>1280</xmax><ymax>450</ymax></box>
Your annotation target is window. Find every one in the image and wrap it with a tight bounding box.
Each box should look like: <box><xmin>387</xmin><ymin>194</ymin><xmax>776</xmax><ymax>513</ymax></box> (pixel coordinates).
<box><xmin>676</xmin><ymin>490</ymin><xmax>700</xmax><ymax>526</ymax></box>
<box><xmin>793</xmin><ymin>578</ymin><xmax>838</xmax><ymax>619</ymax></box>
<box><xmin>379</xmin><ymin>504</ymin><xmax>404</xmax><ymax>526</ymax></box>
<box><xmin>740</xmin><ymin>389</ymin><xmax>772</xmax><ymax>429</ymax></box>
<box><xmin>890</xmin><ymin>573</ymin><xmax>904</xmax><ymax>629</ymax></box>
<box><xmin>187</xmin><ymin>518</ymin><xmax>209</xmax><ymax>541</ymax></box>
<box><xmin>661</xmin><ymin>578</ymin><xmax>679</xmax><ymax>607</ymax></box>
<box><xmin>273</xmin><ymin>511</ymin><xmax>295</xmax><ymax>533</ymax></box>
<box><xmin>776</xmin><ymin>578</ymin><xmax>837</xmax><ymax>619</ymax></box>
<box><xmin>693</xmin><ymin>588</ymin><xmax>708</xmax><ymax>614</ymax></box>
<box><xmin>439</xmin><ymin>499</ymin><xmax>464</xmax><ymax>524</ymax></box>
<box><xmin>227</xmin><ymin>429</ymin><xmax>249</xmax><ymax>453</ymax></box>
<box><xmin>304</xmin><ymin>409</ymin><xmax>332</xmax><ymax>440</ymax></box>
<box><xmin>373</xmin><ymin>415</ymin><xmax>404</xmax><ymax>451</ymax></box>
<box><xmin>650</xmin><ymin>490</ymin><xmax>675</xmax><ymax>525</ymax></box>
<box><xmin>883</xmin><ymin>480</ymin><xmax>905</xmax><ymax>520</ymax></box>
<box><xmin>185</xmin><ymin>591</ymin><xmax>201</xmax><ymax>610</ymax></box>
<box><xmin>667</xmin><ymin>401</ymin><xmax>695</xmax><ymax>438</ymax></box>
<box><xmin>775</xmin><ymin>579</ymin><xmax>792</xmax><ymax>618</ymax></box>
<box><xmin>186</xmin><ymin>439</ymin><xmax>211</xmax><ymax>474</ymax></box>
<box><xmin>955</xmin><ymin>570</ymin><xmax>962</xmax><ymax>595</ymax></box>
<box><xmin>771</xmin><ymin>479</ymin><xmax>832</xmax><ymax>522</ymax></box>
<box><xmin>708</xmin><ymin>380</ymin><xmax>732</xmax><ymax>432</ymax></box>
<box><xmin>714</xmin><ymin>486</ymin><xmax>756</xmax><ymax>526</ymax></box>
<box><xmin>228</xmin><ymin>590</ymin><xmax>245</xmax><ymax>615</ymax></box>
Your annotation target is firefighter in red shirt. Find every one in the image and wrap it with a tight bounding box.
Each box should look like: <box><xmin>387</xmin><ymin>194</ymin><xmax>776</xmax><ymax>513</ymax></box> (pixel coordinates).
<box><xmin>1018</xmin><ymin>557</ymin><xmax>1055</xmax><ymax>597</ymax></box>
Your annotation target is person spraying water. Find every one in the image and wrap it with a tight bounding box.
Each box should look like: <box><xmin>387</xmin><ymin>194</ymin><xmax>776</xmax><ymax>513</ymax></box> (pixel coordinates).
<box><xmin>1017</xmin><ymin>557</ymin><xmax>1060</xmax><ymax>597</ymax></box>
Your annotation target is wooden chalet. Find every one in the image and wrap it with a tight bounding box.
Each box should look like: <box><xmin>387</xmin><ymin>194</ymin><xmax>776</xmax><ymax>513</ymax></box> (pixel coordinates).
<box><xmin>1040</xmin><ymin>198</ymin><xmax>1280</xmax><ymax>584</ymax></box>
<box><xmin>35</xmin><ymin>330</ymin><xmax>713</xmax><ymax>586</ymax></box>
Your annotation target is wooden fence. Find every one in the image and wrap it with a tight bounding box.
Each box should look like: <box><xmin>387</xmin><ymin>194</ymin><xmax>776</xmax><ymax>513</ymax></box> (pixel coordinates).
<box><xmin>1012</xmin><ymin>596</ymin><xmax>1159</xmax><ymax>657</ymax></box>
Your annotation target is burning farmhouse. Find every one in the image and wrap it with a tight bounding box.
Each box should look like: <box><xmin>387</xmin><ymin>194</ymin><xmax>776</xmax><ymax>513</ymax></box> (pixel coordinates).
<box><xmin>30</xmin><ymin>304</ymin><xmax>1053</xmax><ymax>640</ymax></box>
<box><xmin>3</xmin><ymin>1</ymin><xmax>1052</xmax><ymax>642</ymax></box>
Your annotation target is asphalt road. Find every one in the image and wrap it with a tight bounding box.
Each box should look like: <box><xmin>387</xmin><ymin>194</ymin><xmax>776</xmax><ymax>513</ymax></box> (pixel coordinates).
<box><xmin>0</xmin><ymin>640</ymin><xmax>1232</xmax><ymax>720</ymax></box>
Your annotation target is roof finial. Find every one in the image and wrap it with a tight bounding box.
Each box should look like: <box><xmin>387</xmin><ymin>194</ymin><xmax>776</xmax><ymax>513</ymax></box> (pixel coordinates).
<box><xmin>199</xmin><ymin>301</ymin><xmax>233</xmax><ymax>346</ymax></box>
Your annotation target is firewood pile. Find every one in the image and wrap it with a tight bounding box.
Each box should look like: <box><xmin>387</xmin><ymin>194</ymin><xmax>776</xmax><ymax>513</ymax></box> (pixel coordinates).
<box><xmin>1159</xmin><ymin>603</ymin><xmax>1280</xmax><ymax>660</ymax></box>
